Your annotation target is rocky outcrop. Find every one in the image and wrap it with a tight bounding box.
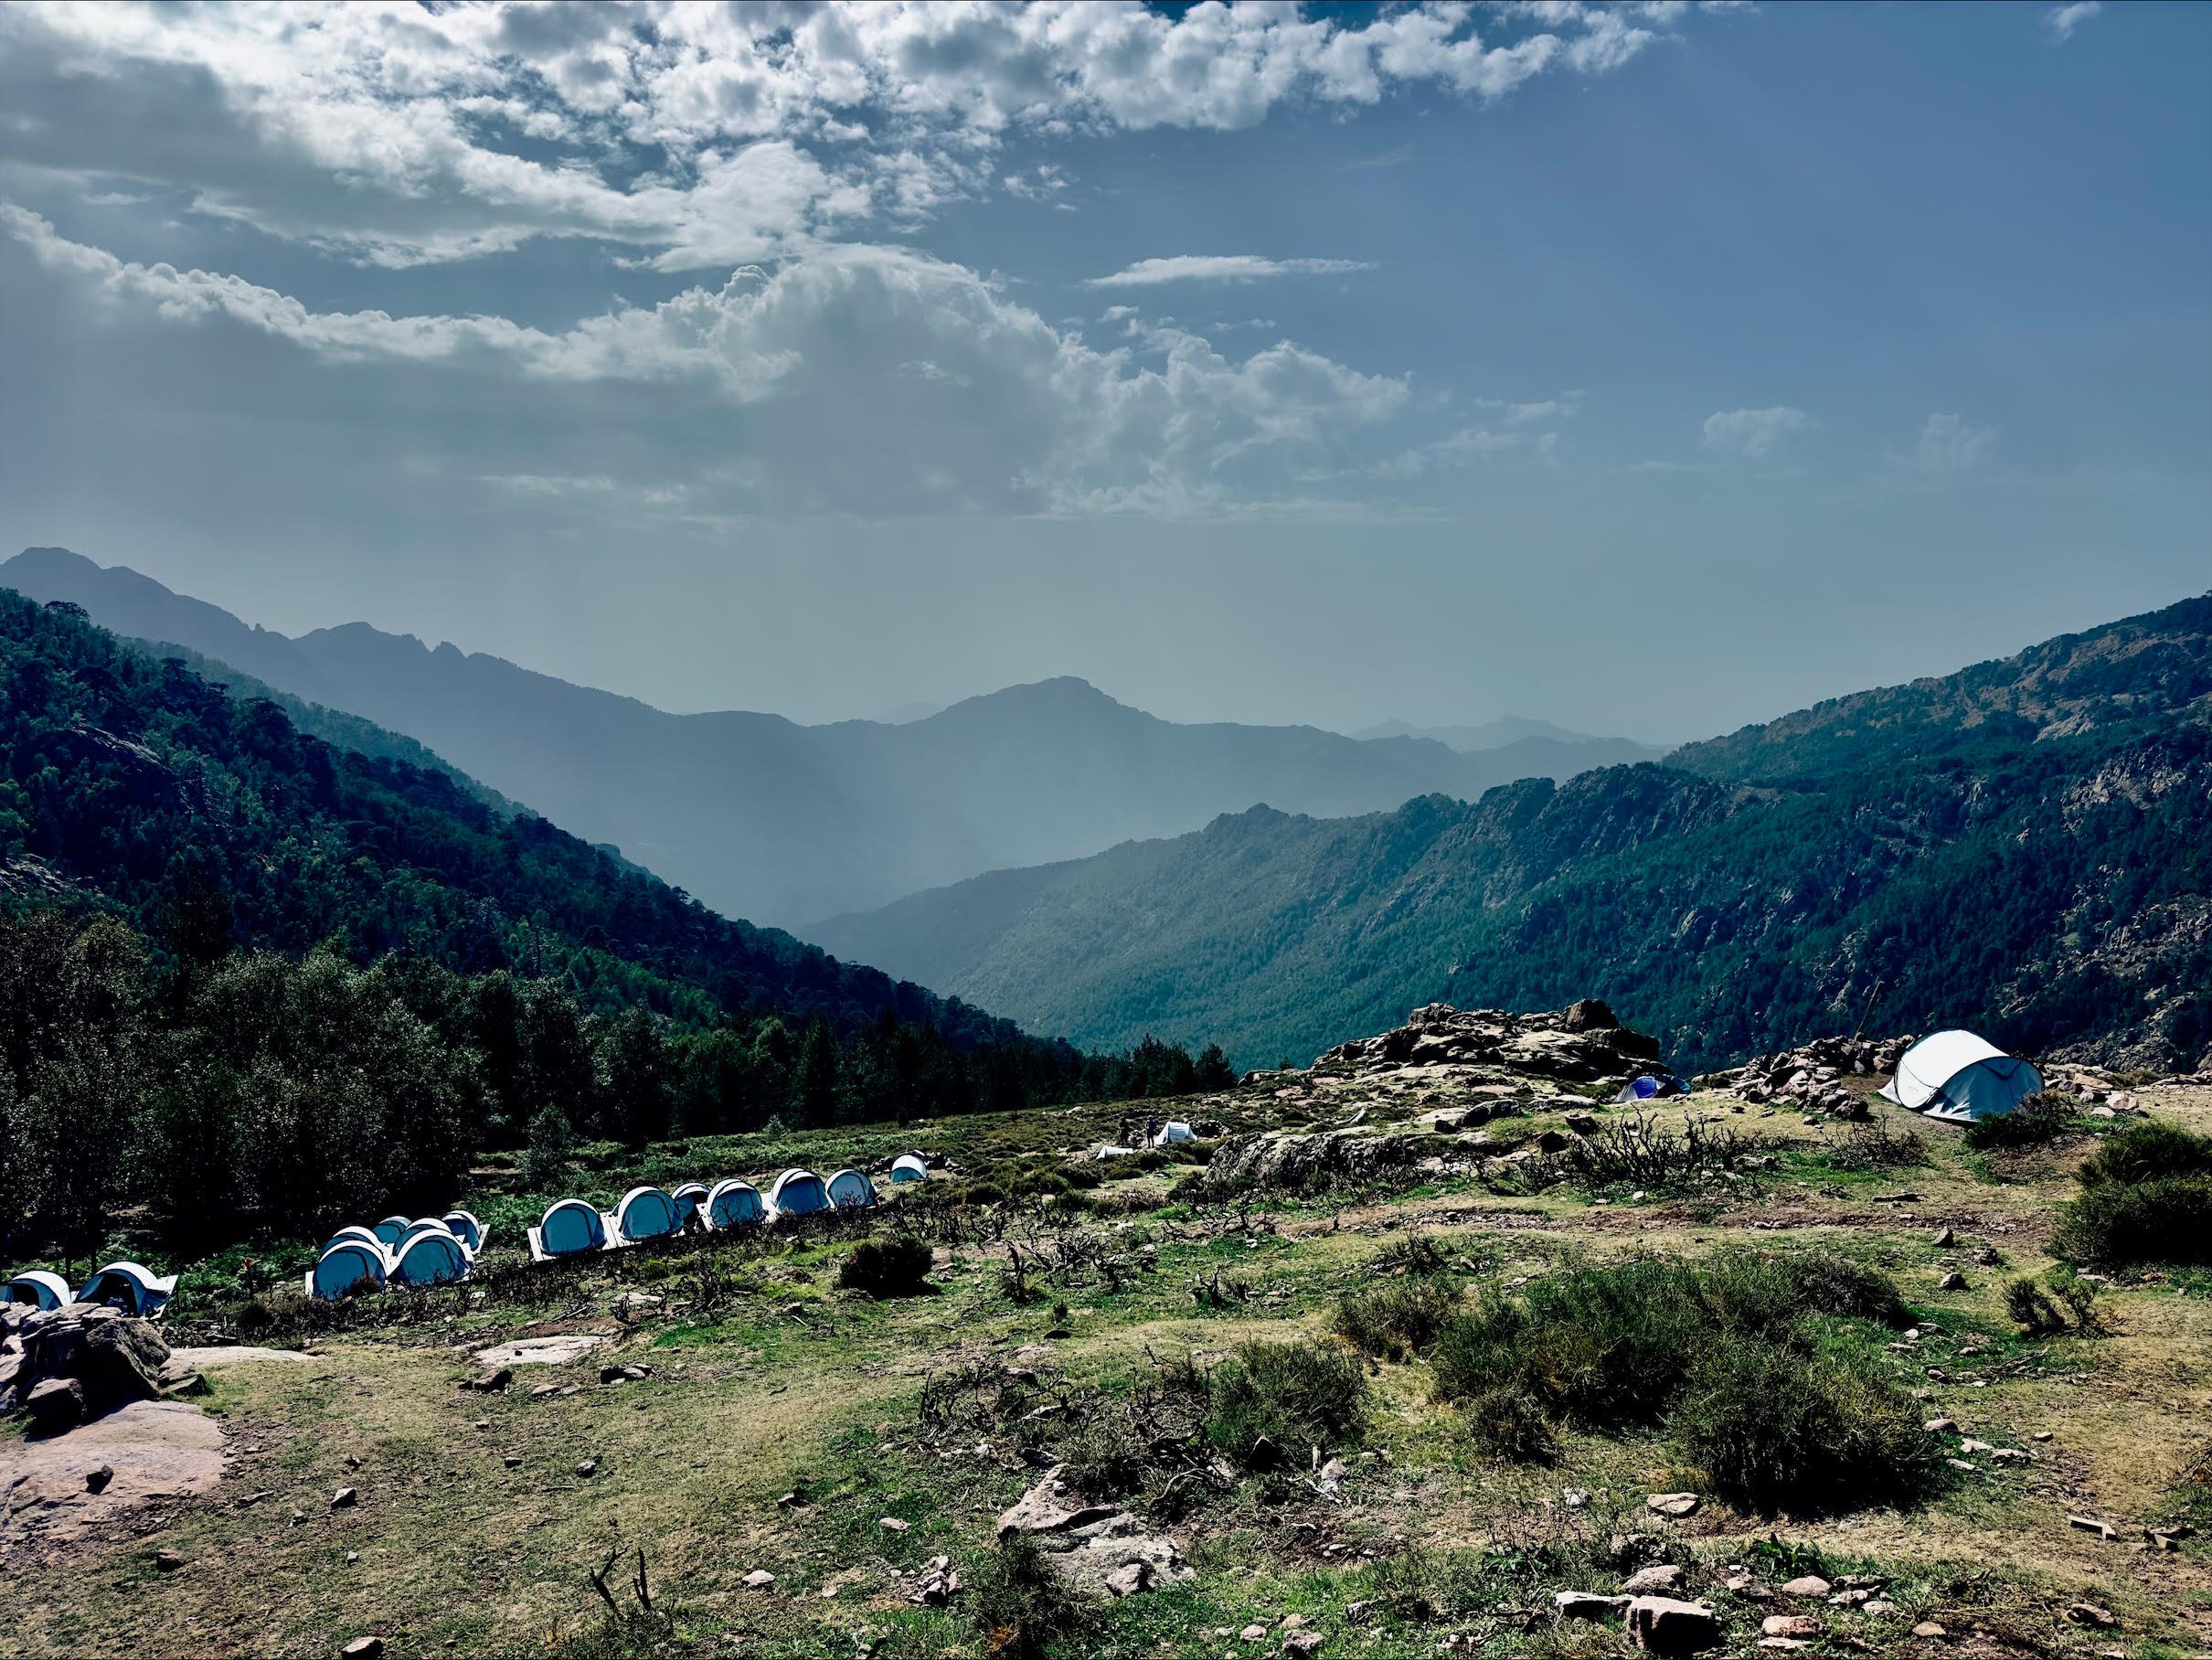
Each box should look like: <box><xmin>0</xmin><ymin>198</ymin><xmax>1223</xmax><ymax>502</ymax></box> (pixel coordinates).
<box><xmin>1314</xmin><ymin>1001</ymin><xmax>1663</xmax><ymax>1085</ymax></box>
<box><xmin>1712</xmin><ymin>1035</ymin><xmax>1911</xmax><ymax>1116</ymax></box>
<box><xmin>1199</xmin><ymin>1126</ymin><xmax>1430</xmax><ymax>1194</ymax></box>
<box><xmin>2</xmin><ymin>1304</ymin><xmax>172</xmax><ymax>1423</ymax></box>
<box><xmin>994</xmin><ymin>1470</ymin><xmax>1192</xmax><ymax>1598</ymax></box>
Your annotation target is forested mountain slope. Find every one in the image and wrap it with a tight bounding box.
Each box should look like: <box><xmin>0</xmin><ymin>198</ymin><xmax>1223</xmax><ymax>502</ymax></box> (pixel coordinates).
<box><xmin>6</xmin><ymin>548</ymin><xmax>1640</xmax><ymax>925</ymax></box>
<box><xmin>812</xmin><ymin>595</ymin><xmax>2212</xmax><ymax>1074</ymax></box>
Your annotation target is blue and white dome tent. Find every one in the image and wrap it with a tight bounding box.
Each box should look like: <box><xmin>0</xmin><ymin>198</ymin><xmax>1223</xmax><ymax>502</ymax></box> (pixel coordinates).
<box><xmin>825</xmin><ymin>1168</ymin><xmax>877</xmax><ymax>1208</ymax></box>
<box><xmin>370</xmin><ymin>1216</ymin><xmax>414</xmax><ymax>1248</ymax></box>
<box><xmin>705</xmin><ymin>1179</ymin><xmax>764</xmax><ymax>1229</ymax></box>
<box><xmin>441</xmin><ymin>1210</ymin><xmax>487</xmax><ymax>1252</ymax></box>
<box><xmin>669</xmin><ymin>1183</ymin><xmax>710</xmax><ymax>1227</ymax></box>
<box><xmin>613</xmin><ymin>1186</ymin><xmax>682</xmax><ymax>1242</ymax></box>
<box><xmin>3</xmin><ymin>1270</ymin><xmax>74</xmax><ymax>1310</ymax></box>
<box><xmin>389</xmin><ymin>1223</ymin><xmax>473</xmax><ymax>1287</ymax></box>
<box><xmin>767</xmin><ymin>1168</ymin><xmax>829</xmax><ymax>1217</ymax></box>
<box><xmin>530</xmin><ymin>1197</ymin><xmax>611</xmax><ymax>1261</ymax></box>
<box><xmin>308</xmin><ymin>1240</ymin><xmax>390</xmax><ymax>1301</ymax></box>
<box><xmin>889</xmin><ymin>1154</ymin><xmax>929</xmax><ymax>1185</ymax></box>
<box><xmin>1878</xmin><ymin>1030</ymin><xmax>2046</xmax><ymax>1123</ymax></box>
<box><xmin>75</xmin><ymin>1261</ymin><xmax>179</xmax><ymax>1318</ymax></box>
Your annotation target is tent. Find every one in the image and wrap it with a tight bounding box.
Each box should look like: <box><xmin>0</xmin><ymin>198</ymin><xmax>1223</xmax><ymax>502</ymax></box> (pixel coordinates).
<box><xmin>1092</xmin><ymin>1144</ymin><xmax>1136</xmax><ymax>1160</ymax></box>
<box><xmin>532</xmin><ymin>1197</ymin><xmax>610</xmax><ymax>1261</ymax></box>
<box><xmin>1152</xmin><ymin>1121</ymin><xmax>1196</xmax><ymax>1146</ymax></box>
<box><xmin>1611</xmin><ymin>1074</ymin><xmax>1686</xmax><ymax>1104</ymax></box>
<box><xmin>613</xmin><ymin>1186</ymin><xmax>682</xmax><ymax>1241</ymax></box>
<box><xmin>2</xmin><ymin>1270</ymin><xmax>73</xmax><ymax>1310</ymax></box>
<box><xmin>767</xmin><ymin>1168</ymin><xmax>829</xmax><ymax>1217</ymax></box>
<box><xmin>825</xmin><ymin>1168</ymin><xmax>877</xmax><ymax>1209</ymax></box>
<box><xmin>321</xmin><ymin>1225</ymin><xmax>388</xmax><ymax>1258</ymax></box>
<box><xmin>441</xmin><ymin>1210</ymin><xmax>486</xmax><ymax>1252</ymax></box>
<box><xmin>1878</xmin><ymin>1031</ymin><xmax>2045</xmax><ymax>1123</ymax></box>
<box><xmin>76</xmin><ymin>1261</ymin><xmax>179</xmax><ymax>1318</ymax></box>
<box><xmin>389</xmin><ymin>1224</ymin><xmax>473</xmax><ymax>1287</ymax></box>
<box><xmin>669</xmin><ymin>1183</ymin><xmax>710</xmax><ymax>1226</ymax></box>
<box><xmin>889</xmin><ymin>1154</ymin><xmax>929</xmax><ymax>1185</ymax></box>
<box><xmin>307</xmin><ymin>1240</ymin><xmax>388</xmax><ymax>1301</ymax></box>
<box><xmin>705</xmin><ymin>1179</ymin><xmax>763</xmax><ymax>1229</ymax></box>
<box><xmin>370</xmin><ymin>1215</ymin><xmax>414</xmax><ymax>1248</ymax></box>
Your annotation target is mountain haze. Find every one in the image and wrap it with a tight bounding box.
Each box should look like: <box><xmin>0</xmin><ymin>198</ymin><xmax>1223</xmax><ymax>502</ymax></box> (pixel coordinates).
<box><xmin>813</xmin><ymin>595</ymin><xmax>2212</xmax><ymax>1074</ymax></box>
<box><xmin>6</xmin><ymin>548</ymin><xmax>1638</xmax><ymax>925</ymax></box>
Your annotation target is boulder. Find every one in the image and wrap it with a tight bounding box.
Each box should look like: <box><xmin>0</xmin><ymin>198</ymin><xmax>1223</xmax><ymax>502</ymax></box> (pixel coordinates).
<box><xmin>1622</xmin><ymin>1565</ymin><xmax>1685</xmax><ymax>1594</ymax></box>
<box><xmin>1556</xmin><ymin>1591</ymin><xmax>1632</xmax><ymax>1621</ymax></box>
<box><xmin>1780</xmin><ymin>1576</ymin><xmax>1831</xmax><ymax>1599</ymax></box>
<box><xmin>1198</xmin><ymin>1127</ymin><xmax>1428</xmax><ymax>1195</ymax></box>
<box><xmin>25</xmin><ymin>1376</ymin><xmax>84</xmax><ymax>1432</ymax></box>
<box><xmin>1627</xmin><ymin>1597</ymin><xmax>1721</xmax><ymax>1655</ymax></box>
<box><xmin>990</xmin><ymin>1471</ymin><xmax>1189</xmax><ymax>1598</ymax></box>
<box><xmin>11</xmin><ymin>1304</ymin><xmax>171</xmax><ymax>1417</ymax></box>
<box><xmin>1645</xmin><ymin>1491</ymin><xmax>1699</xmax><ymax>1517</ymax></box>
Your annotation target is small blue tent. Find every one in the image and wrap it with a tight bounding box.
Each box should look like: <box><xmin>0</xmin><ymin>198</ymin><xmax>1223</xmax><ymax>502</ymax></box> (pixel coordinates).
<box><xmin>768</xmin><ymin>1169</ymin><xmax>828</xmax><ymax>1217</ymax></box>
<box><xmin>536</xmin><ymin>1197</ymin><xmax>608</xmax><ymax>1259</ymax></box>
<box><xmin>309</xmin><ymin>1241</ymin><xmax>388</xmax><ymax>1301</ymax></box>
<box><xmin>825</xmin><ymin>1168</ymin><xmax>877</xmax><ymax>1209</ymax></box>
<box><xmin>889</xmin><ymin>1154</ymin><xmax>928</xmax><ymax>1185</ymax></box>
<box><xmin>389</xmin><ymin>1225</ymin><xmax>472</xmax><ymax>1286</ymax></box>
<box><xmin>670</xmin><ymin>1183</ymin><xmax>710</xmax><ymax>1227</ymax></box>
<box><xmin>3</xmin><ymin>1271</ymin><xmax>73</xmax><ymax>1310</ymax></box>
<box><xmin>706</xmin><ymin>1179</ymin><xmax>763</xmax><ymax>1229</ymax></box>
<box><xmin>614</xmin><ymin>1186</ymin><xmax>682</xmax><ymax>1241</ymax></box>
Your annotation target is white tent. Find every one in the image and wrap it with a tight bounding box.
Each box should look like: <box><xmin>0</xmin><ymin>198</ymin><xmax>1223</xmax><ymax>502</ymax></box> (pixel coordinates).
<box><xmin>1093</xmin><ymin>1144</ymin><xmax>1137</xmax><ymax>1160</ymax></box>
<box><xmin>613</xmin><ymin>1186</ymin><xmax>682</xmax><ymax>1241</ymax></box>
<box><xmin>669</xmin><ymin>1183</ymin><xmax>710</xmax><ymax>1226</ymax></box>
<box><xmin>705</xmin><ymin>1178</ymin><xmax>764</xmax><ymax>1229</ymax></box>
<box><xmin>321</xmin><ymin>1225</ymin><xmax>388</xmax><ymax>1258</ymax></box>
<box><xmin>307</xmin><ymin>1240</ymin><xmax>388</xmax><ymax>1301</ymax></box>
<box><xmin>1878</xmin><ymin>1030</ymin><xmax>2046</xmax><ymax>1123</ymax></box>
<box><xmin>825</xmin><ymin>1168</ymin><xmax>877</xmax><ymax>1208</ymax></box>
<box><xmin>530</xmin><ymin>1197</ymin><xmax>611</xmax><ymax>1261</ymax></box>
<box><xmin>3</xmin><ymin>1270</ymin><xmax>73</xmax><ymax>1310</ymax></box>
<box><xmin>889</xmin><ymin>1154</ymin><xmax>929</xmax><ymax>1185</ymax></box>
<box><xmin>441</xmin><ymin>1210</ymin><xmax>487</xmax><ymax>1252</ymax></box>
<box><xmin>389</xmin><ymin>1224</ymin><xmax>473</xmax><ymax>1287</ymax></box>
<box><xmin>75</xmin><ymin>1261</ymin><xmax>178</xmax><ymax>1318</ymax></box>
<box><xmin>1152</xmin><ymin>1121</ymin><xmax>1196</xmax><ymax>1146</ymax></box>
<box><xmin>768</xmin><ymin>1168</ymin><xmax>829</xmax><ymax>1217</ymax></box>
<box><xmin>370</xmin><ymin>1216</ymin><xmax>414</xmax><ymax>1247</ymax></box>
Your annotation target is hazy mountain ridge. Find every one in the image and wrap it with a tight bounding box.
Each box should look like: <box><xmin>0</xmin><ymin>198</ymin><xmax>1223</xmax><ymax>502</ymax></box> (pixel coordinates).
<box><xmin>6</xmin><ymin>548</ymin><xmax>1640</xmax><ymax>925</ymax></box>
<box><xmin>813</xmin><ymin>594</ymin><xmax>2212</xmax><ymax>1073</ymax></box>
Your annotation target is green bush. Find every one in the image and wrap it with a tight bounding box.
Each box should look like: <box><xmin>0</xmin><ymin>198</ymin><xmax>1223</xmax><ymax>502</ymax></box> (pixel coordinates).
<box><xmin>1963</xmin><ymin>1091</ymin><xmax>2079</xmax><ymax>1152</ymax></box>
<box><xmin>837</xmin><ymin>1235</ymin><xmax>934</xmax><ymax>1297</ymax></box>
<box><xmin>2077</xmin><ymin>1120</ymin><xmax>2212</xmax><ymax>1188</ymax></box>
<box><xmin>2056</xmin><ymin>1173</ymin><xmax>2212</xmax><ymax>1267</ymax></box>
<box><xmin>1671</xmin><ymin>1335</ymin><xmax>1939</xmax><ymax>1513</ymax></box>
<box><xmin>1461</xmin><ymin>1386</ymin><xmax>1558</xmax><ymax>1463</ymax></box>
<box><xmin>1206</xmin><ymin>1340</ymin><xmax>1369</xmax><ymax>1466</ymax></box>
<box><xmin>1696</xmin><ymin>1248</ymin><xmax>1911</xmax><ymax>1332</ymax></box>
<box><xmin>2004</xmin><ymin>1275</ymin><xmax>2068</xmax><ymax>1336</ymax></box>
<box><xmin>969</xmin><ymin>1530</ymin><xmax>1094</xmax><ymax>1660</ymax></box>
<box><xmin>1334</xmin><ymin>1278</ymin><xmax>1464</xmax><ymax>1361</ymax></box>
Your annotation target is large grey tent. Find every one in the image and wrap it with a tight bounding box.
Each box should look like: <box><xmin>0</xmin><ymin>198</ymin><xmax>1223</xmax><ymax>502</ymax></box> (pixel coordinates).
<box><xmin>1878</xmin><ymin>1030</ymin><xmax>2045</xmax><ymax>1123</ymax></box>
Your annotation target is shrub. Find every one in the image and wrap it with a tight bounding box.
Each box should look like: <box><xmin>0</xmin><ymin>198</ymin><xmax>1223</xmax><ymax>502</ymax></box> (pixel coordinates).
<box><xmin>1206</xmin><ymin>1340</ymin><xmax>1369</xmax><ymax>1466</ymax></box>
<box><xmin>2077</xmin><ymin>1121</ymin><xmax>2212</xmax><ymax>1188</ymax></box>
<box><xmin>2004</xmin><ymin>1276</ymin><xmax>2068</xmax><ymax>1336</ymax></box>
<box><xmin>1696</xmin><ymin>1248</ymin><xmax>1912</xmax><ymax>1332</ymax></box>
<box><xmin>524</xmin><ymin>1104</ymin><xmax>576</xmax><ymax>1190</ymax></box>
<box><xmin>2055</xmin><ymin>1173</ymin><xmax>2212</xmax><ymax>1268</ymax></box>
<box><xmin>1963</xmin><ymin>1092</ymin><xmax>2079</xmax><ymax>1152</ymax></box>
<box><xmin>1334</xmin><ymin>1278</ymin><xmax>1464</xmax><ymax>1361</ymax></box>
<box><xmin>838</xmin><ymin>1235</ymin><xmax>934</xmax><ymax>1297</ymax></box>
<box><xmin>969</xmin><ymin>1530</ymin><xmax>1093</xmax><ymax>1660</ymax></box>
<box><xmin>1461</xmin><ymin>1386</ymin><xmax>1558</xmax><ymax>1463</ymax></box>
<box><xmin>1054</xmin><ymin>1410</ymin><xmax>1154</xmax><ymax>1498</ymax></box>
<box><xmin>1671</xmin><ymin>1335</ymin><xmax>1939</xmax><ymax>1513</ymax></box>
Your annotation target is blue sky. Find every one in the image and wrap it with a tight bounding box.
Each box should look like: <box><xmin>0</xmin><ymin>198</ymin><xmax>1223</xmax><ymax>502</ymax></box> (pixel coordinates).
<box><xmin>1</xmin><ymin>1</ymin><xmax>2206</xmax><ymax>740</ymax></box>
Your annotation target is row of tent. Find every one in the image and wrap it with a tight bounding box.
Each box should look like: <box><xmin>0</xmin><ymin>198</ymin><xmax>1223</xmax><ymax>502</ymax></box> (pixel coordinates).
<box><xmin>3</xmin><ymin>1261</ymin><xmax>180</xmax><ymax>1318</ymax></box>
<box><xmin>528</xmin><ymin>1168</ymin><xmax>880</xmax><ymax>1261</ymax></box>
<box><xmin>309</xmin><ymin>1211</ymin><xmax>487</xmax><ymax>1301</ymax></box>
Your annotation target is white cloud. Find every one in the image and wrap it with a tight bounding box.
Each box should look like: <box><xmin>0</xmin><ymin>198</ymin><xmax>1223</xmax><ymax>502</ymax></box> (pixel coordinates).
<box><xmin>2046</xmin><ymin>2</ymin><xmax>2102</xmax><ymax>42</ymax></box>
<box><xmin>1910</xmin><ymin>411</ymin><xmax>1998</xmax><ymax>473</ymax></box>
<box><xmin>0</xmin><ymin>2</ymin><xmax>1714</xmax><ymax>267</ymax></box>
<box><xmin>1700</xmin><ymin>405</ymin><xmax>1811</xmax><ymax>460</ymax></box>
<box><xmin>1085</xmin><ymin>255</ymin><xmax>1376</xmax><ymax>287</ymax></box>
<box><xmin>2</xmin><ymin>204</ymin><xmax>1411</xmax><ymax>518</ymax></box>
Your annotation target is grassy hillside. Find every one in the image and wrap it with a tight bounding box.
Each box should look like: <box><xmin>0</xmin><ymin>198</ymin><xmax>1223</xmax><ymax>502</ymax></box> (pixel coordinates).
<box><xmin>813</xmin><ymin>595</ymin><xmax>2212</xmax><ymax>1072</ymax></box>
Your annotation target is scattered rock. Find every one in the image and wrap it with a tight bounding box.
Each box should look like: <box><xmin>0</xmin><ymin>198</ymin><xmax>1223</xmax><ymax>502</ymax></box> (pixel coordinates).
<box><xmin>1931</xmin><ymin>1227</ymin><xmax>1954</xmax><ymax>1247</ymax></box>
<box><xmin>2066</xmin><ymin>1603</ymin><xmax>2116</xmax><ymax>1630</ymax></box>
<box><xmin>1922</xmin><ymin>1418</ymin><xmax>1956</xmax><ymax>1434</ymax></box>
<box><xmin>341</xmin><ymin>1640</ymin><xmax>385</xmax><ymax>1660</ymax></box>
<box><xmin>1645</xmin><ymin>1492</ymin><xmax>1699</xmax><ymax>1517</ymax></box>
<box><xmin>330</xmin><ymin>1486</ymin><xmax>357</xmax><ymax>1509</ymax></box>
<box><xmin>1622</xmin><ymin>1565</ymin><xmax>1685</xmax><ymax>1594</ymax></box>
<box><xmin>502</xmin><ymin>1455</ymin><xmax>521</xmax><ymax>1469</ymax></box>
<box><xmin>154</xmin><ymin>1549</ymin><xmax>185</xmax><ymax>1572</ymax></box>
<box><xmin>988</xmin><ymin>1471</ymin><xmax>1188</xmax><ymax>1597</ymax></box>
<box><xmin>1242</xmin><ymin>1626</ymin><xmax>1268</xmax><ymax>1643</ymax></box>
<box><xmin>742</xmin><ymin>1570</ymin><xmax>775</xmax><ymax>1590</ymax></box>
<box><xmin>1937</xmin><ymin>1272</ymin><xmax>1966</xmax><ymax>1292</ymax></box>
<box><xmin>1626</xmin><ymin>1596</ymin><xmax>1720</xmax><ymax>1655</ymax></box>
<box><xmin>1911</xmin><ymin>1623</ymin><xmax>1948</xmax><ymax>1639</ymax></box>
<box><xmin>1781</xmin><ymin>1576</ymin><xmax>1831</xmax><ymax>1599</ymax></box>
<box><xmin>460</xmin><ymin>1367</ymin><xmax>512</xmax><ymax>1393</ymax></box>
<box><xmin>1281</xmin><ymin>1634</ymin><xmax>1324</xmax><ymax>1657</ymax></box>
<box><xmin>575</xmin><ymin>1460</ymin><xmax>598</xmax><ymax>1478</ymax></box>
<box><xmin>85</xmin><ymin>1463</ymin><xmax>114</xmax><ymax>1494</ymax></box>
<box><xmin>473</xmin><ymin>1334</ymin><xmax>608</xmax><ymax>1368</ymax></box>
<box><xmin>1763</xmin><ymin>1617</ymin><xmax>1823</xmax><ymax>1639</ymax></box>
<box><xmin>2066</xmin><ymin>1515</ymin><xmax>2115</xmax><ymax>1539</ymax></box>
<box><xmin>879</xmin><ymin>1516</ymin><xmax>909</xmax><ymax>1533</ymax></box>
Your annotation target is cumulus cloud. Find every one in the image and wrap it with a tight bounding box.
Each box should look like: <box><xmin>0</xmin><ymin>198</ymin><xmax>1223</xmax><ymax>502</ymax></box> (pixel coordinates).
<box><xmin>2046</xmin><ymin>2</ymin><xmax>2102</xmax><ymax>42</ymax></box>
<box><xmin>2</xmin><ymin>204</ymin><xmax>1410</xmax><ymax>518</ymax></box>
<box><xmin>1910</xmin><ymin>411</ymin><xmax>1998</xmax><ymax>473</ymax></box>
<box><xmin>1700</xmin><ymin>405</ymin><xmax>1812</xmax><ymax>461</ymax></box>
<box><xmin>0</xmin><ymin>2</ymin><xmax>1710</xmax><ymax>267</ymax></box>
<box><xmin>1085</xmin><ymin>255</ymin><xmax>1376</xmax><ymax>287</ymax></box>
